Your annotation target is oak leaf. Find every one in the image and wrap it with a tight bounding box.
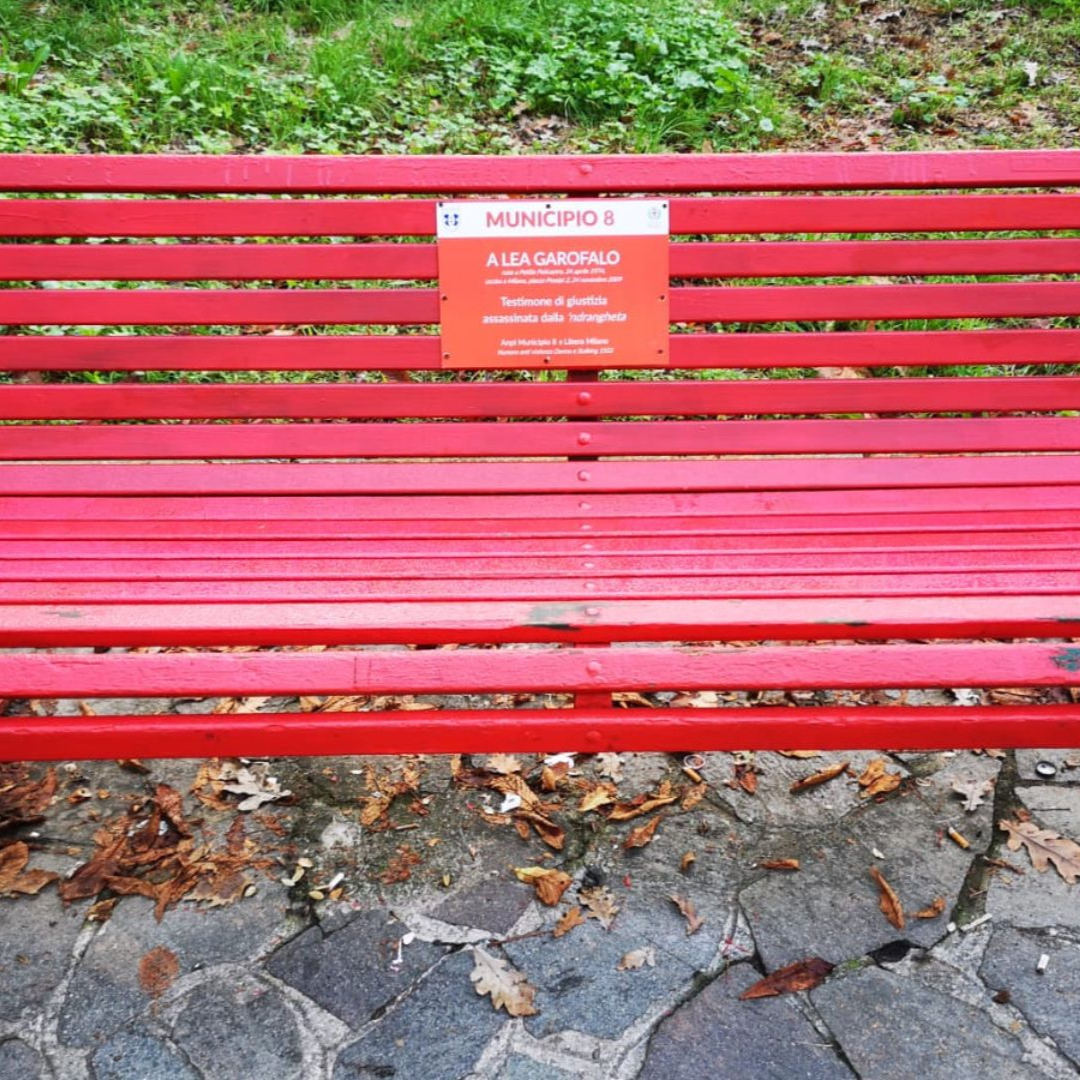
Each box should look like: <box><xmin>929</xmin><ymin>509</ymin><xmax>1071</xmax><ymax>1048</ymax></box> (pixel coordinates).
<box><xmin>470</xmin><ymin>948</ymin><xmax>538</xmax><ymax>1017</ymax></box>
<box><xmin>952</xmin><ymin>778</ymin><xmax>993</xmax><ymax>813</ymax></box>
<box><xmin>580</xmin><ymin>885</ymin><xmax>619</xmax><ymax>929</ymax></box>
<box><xmin>513</xmin><ymin>866</ymin><xmax>572</xmax><ymax>906</ymax></box>
<box><xmin>740</xmin><ymin>957</ymin><xmax>834</xmax><ymax>1000</ymax></box>
<box><xmin>484</xmin><ymin>754</ymin><xmax>523</xmax><ymax>775</ymax></box>
<box><xmin>869</xmin><ymin>866</ymin><xmax>905</xmax><ymax>929</ymax></box>
<box><xmin>1000</xmin><ymin>819</ymin><xmax>1080</xmax><ymax>884</ymax></box>
<box><xmin>553</xmin><ymin>906</ymin><xmax>586</xmax><ymax>938</ymax></box>
<box><xmin>790</xmin><ymin>761</ymin><xmax>849</xmax><ymax>794</ymax></box>
<box><xmin>669</xmin><ymin>893</ymin><xmax>704</xmax><ymax>935</ymax></box>
<box><xmin>624</xmin><ymin>815</ymin><xmax>663</xmax><ymax>850</ymax></box>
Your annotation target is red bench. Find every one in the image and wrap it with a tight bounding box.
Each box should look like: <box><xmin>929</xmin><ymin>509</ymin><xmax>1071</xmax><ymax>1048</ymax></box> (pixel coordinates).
<box><xmin>1</xmin><ymin>150</ymin><xmax>1080</xmax><ymax>760</ymax></box>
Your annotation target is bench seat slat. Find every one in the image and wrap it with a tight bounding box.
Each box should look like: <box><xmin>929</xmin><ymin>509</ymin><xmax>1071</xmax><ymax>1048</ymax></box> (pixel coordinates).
<box><xmin>5</xmin><ymin>485</ymin><xmax>1079</xmax><ymax>521</ymax></box>
<box><xmin>2</xmin><ymin>569</ymin><xmax>1078</xmax><ymax>603</ymax></box>
<box><xmin>1</xmin><ymin>642</ymin><xmax>1072</xmax><ymax>696</ymax></box>
<box><xmin>3</xmin><ymin>508</ymin><xmax>1079</xmax><ymax>540</ymax></box>
<box><xmin>4</xmin><ymin>549</ymin><xmax>1072</xmax><ymax>582</ymax></box>
<box><xmin>3</xmin><ymin>378</ymin><xmax>1079</xmax><ymax>421</ymax></box>
<box><xmin>3</xmin><ymin>594</ymin><xmax>1079</xmax><ymax>647</ymax></box>
<box><xmin>2</xmin><ymin>330</ymin><xmax>1078</xmax><ymax>372</ymax></box>
<box><xmin>4</xmin><ymin>194</ymin><xmax>1080</xmax><ymax>238</ymax></box>
<box><xmin>6</xmin><ymin>417</ymin><xmax>1080</xmax><ymax>461</ymax></box>
<box><xmin>4</xmin><ymin>704</ymin><xmax>1079</xmax><ymax>760</ymax></box>
<box><xmin>5</xmin><ymin>150</ymin><xmax>1079</xmax><ymax>192</ymax></box>
<box><xmin>6</xmin><ymin>239</ymin><xmax>1080</xmax><ymax>282</ymax></box>
<box><xmin>6</xmin><ymin>281</ymin><xmax>1080</xmax><ymax>326</ymax></box>
<box><xmin>0</xmin><ymin>457</ymin><xmax>1077</xmax><ymax>497</ymax></box>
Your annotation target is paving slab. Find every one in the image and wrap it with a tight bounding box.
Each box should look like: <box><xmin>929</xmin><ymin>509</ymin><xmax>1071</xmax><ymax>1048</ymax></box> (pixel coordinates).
<box><xmin>0</xmin><ymin>1038</ymin><xmax>44</xmax><ymax>1080</ymax></box>
<box><xmin>332</xmin><ymin>949</ymin><xmax>503</xmax><ymax>1080</ymax></box>
<box><xmin>640</xmin><ymin>962</ymin><xmax>854</xmax><ymax>1080</ymax></box>
<box><xmin>986</xmin><ymin>785</ymin><xmax>1080</xmax><ymax>932</ymax></box>
<box><xmin>980</xmin><ymin>924</ymin><xmax>1080</xmax><ymax>1067</ymax></box>
<box><xmin>266</xmin><ymin>908</ymin><xmax>446</xmax><ymax>1030</ymax></box>
<box><xmin>87</xmin><ymin>1025</ymin><xmax>198</xmax><ymax>1080</ymax></box>
<box><xmin>812</xmin><ymin>963</ymin><xmax>1047</xmax><ymax>1080</ymax></box>
<box><xmin>170</xmin><ymin>976</ymin><xmax>305</xmax><ymax>1080</ymax></box>
<box><xmin>59</xmin><ymin>888</ymin><xmax>293</xmax><ymax>1048</ymax></box>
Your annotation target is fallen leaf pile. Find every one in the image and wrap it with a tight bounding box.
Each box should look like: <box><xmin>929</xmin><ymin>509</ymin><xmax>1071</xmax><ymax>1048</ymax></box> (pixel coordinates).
<box><xmin>857</xmin><ymin>758</ymin><xmax>903</xmax><ymax>799</ymax></box>
<box><xmin>192</xmin><ymin>760</ymin><xmax>293</xmax><ymax>813</ymax></box>
<box><xmin>1000</xmin><ymin>818</ymin><xmax>1080</xmax><ymax>884</ymax></box>
<box><xmin>59</xmin><ymin>783</ymin><xmax>271</xmax><ymax>919</ymax></box>
<box><xmin>0</xmin><ymin>763</ymin><xmax>57</xmax><ymax>832</ymax></box>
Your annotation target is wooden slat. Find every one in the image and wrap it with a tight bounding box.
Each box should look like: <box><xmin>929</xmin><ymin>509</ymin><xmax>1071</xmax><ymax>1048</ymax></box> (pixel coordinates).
<box><xmin>4</xmin><ymin>194</ymin><xmax>1079</xmax><ymax>239</ymax></box>
<box><xmin>4</xmin><ymin>150</ymin><xmax>1080</xmax><ymax>192</ymax></box>
<box><xmin>4</xmin><ymin>484</ymin><xmax>1079</xmax><ymax>521</ymax></box>
<box><xmin>6</xmin><ymin>526</ymin><xmax>1076</xmax><ymax>559</ymax></box>
<box><xmin>0</xmin><ymin>456</ymin><xmax>1078</xmax><ymax>497</ymax></box>
<box><xmin>2</xmin><ymin>594</ymin><xmax>1078</xmax><ymax>647</ymax></box>
<box><xmin>1</xmin><ymin>569</ymin><xmax>1077</xmax><ymax>603</ymax></box>
<box><xmin>8</xmin><ymin>238</ymin><xmax>1080</xmax><ymax>283</ymax></box>
<box><xmin>5</xmin><ymin>281</ymin><xmax>1079</xmax><ymax>327</ymax></box>
<box><xmin>2</xmin><ymin>507</ymin><xmax>1078</xmax><ymax>540</ymax></box>
<box><xmin>1</xmin><ymin>641</ymin><xmax>1072</xmax><ymax>696</ymax></box>
<box><xmin>2</xmin><ymin>329</ymin><xmax>1078</xmax><ymax>372</ymax></box>
<box><xmin>3</xmin><ymin>377</ymin><xmax>1079</xmax><ymax>421</ymax></box>
<box><xmin>3</xmin><ymin>548</ymin><xmax>1072</xmax><ymax>582</ymax></box>
<box><xmin>5</xmin><ymin>417</ymin><xmax>1080</xmax><ymax>461</ymax></box>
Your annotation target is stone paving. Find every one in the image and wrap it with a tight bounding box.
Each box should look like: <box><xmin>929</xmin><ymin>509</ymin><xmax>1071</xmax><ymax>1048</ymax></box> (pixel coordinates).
<box><xmin>2</xmin><ymin>732</ymin><xmax>1080</xmax><ymax>1079</ymax></box>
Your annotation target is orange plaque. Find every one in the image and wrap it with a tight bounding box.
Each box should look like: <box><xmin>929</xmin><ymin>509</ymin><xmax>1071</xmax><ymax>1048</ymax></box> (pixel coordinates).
<box><xmin>437</xmin><ymin>199</ymin><xmax>669</xmax><ymax>369</ymax></box>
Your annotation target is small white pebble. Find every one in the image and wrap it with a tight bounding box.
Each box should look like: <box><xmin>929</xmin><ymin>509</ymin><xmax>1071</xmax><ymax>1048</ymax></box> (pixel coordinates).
<box><xmin>947</xmin><ymin>921</ymin><xmax>958</xmax><ymax>934</ymax></box>
<box><xmin>872</xmin><ymin>847</ymin><xmax>885</xmax><ymax>859</ymax></box>
<box><xmin>402</xmin><ymin>932</ymin><xmax>416</xmax><ymax>945</ymax></box>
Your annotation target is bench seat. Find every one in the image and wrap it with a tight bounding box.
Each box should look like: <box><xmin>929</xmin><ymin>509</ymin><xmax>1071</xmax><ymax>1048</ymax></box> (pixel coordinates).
<box><xmin>2</xmin><ymin>150</ymin><xmax>1080</xmax><ymax>758</ymax></box>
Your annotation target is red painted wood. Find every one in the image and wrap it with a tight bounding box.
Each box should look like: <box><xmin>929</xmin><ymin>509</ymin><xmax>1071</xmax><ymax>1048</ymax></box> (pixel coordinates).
<box><xmin>4</xmin><ymin>704</ymin><xmax>1080</xmax><ymax>760</ymax></box>
<box><xmin>5</xmin><ymin>484</ymin><xmax>1079</xmax><ymax>522</ymax></box>
<box><xmin>5</xmin><ymin>529</ymin><xmax>1076</xmax><ymax>559</ymax></box>
<box><xmin>6</xmin><ymin>280</ymin><xmax>1080</xmax><ymax>326</ymax></box>
<box><xmin>0</xmin><ymin>457</ymin><xmax>1076</xmax><ymax>497</ymax></box>
<box><xmin>8</xmin><ymin>238</ymin><xmax>1080</xmax><ymax>283</ymax></box>
<box><xmin>2</xmin><ymin>569</ymin><xmax>1077</xmax><ymax>603</ymax></box>
<box><xmin>1</xmin><ymin>642</ymin><xmax>1072</xmax><ymax>697</ymax></box>
<box><xmin>2</xmin><ymin>595</ymin><xmax>1079</xmax><ymax>647</ymax></box>
<box><xmin>4</xmin><ymin>507</ymin><xmax>1076</xmax><ymax>541</ymax></box>
<box><xmin>5</xmin><ymin>150</ymin><xmax>1080</xmax><ymax>192</ymax></box>
<box><xmin>4</xmin><ymin>194</ymin><xmax>1079</xmax><ymax>239</ymax></box>
<box><xmin>3</xmin><ymin>377</ymin><xmax>1078</xmax><ymax>421</ymax></box>
<box><xmin>2</xmin><ymin>329</ymin><xmax>1078</xmax><ymax>372</ymax></box>
<box><xmin>5</xmin><ymin>549</ymin><xmax>1070</xmax><ymax>583</ymax></box>
<box><xmin>6</xmin><ymin>417</ymin><xmax>1080</xmax><ymax>461</ymax></box>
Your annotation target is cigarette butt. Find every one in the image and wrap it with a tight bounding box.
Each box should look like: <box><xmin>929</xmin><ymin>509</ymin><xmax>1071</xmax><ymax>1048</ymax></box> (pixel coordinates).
<box><xmin>960</xmin><ymin>913</ymin><xmax>992</xmax><ymax>933</ymax></box>
<box><xmin>1037</xmin><ymin>953</ymin><xmax>1050</xmax><ymax>974</ymax></box>
<box><xmin>947</xmin><ymin>827</ymin><xmax>971</xmax><ymax>850</ymax></box>
<box><xmin>683</xmin><ymin>767</ymin><xmax>703</xmax><ymax>783</ymax></box>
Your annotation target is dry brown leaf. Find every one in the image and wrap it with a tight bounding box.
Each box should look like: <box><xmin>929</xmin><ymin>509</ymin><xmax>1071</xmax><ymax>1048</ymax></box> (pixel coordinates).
<box><xmin>669</xmin><ymin>893</ymin><xmax>705</xmax><ymax>935</ymax></box>
<box><xmin>0</xmin><ymin>765</ymin><xmax>57</xmax><ymax>831</ymax></box>
<box><xmin>359</xmin><ymin>794</ymin><xmax>394</xmax><ymax>827</ymax></box>
<box><xmin>470</xmin><ymin>947</ymin><xmax>537</xmax><ymax>1017</ymax></box>
<box><xmin>1000</xmin><ymin>819</ymin><xmax>1080</xmax><ymax>884</ymax></box>
<box><xmin>517</xmin><ymin>811</ymin><xmax>565</xmax><ymax>851</ymax></box>
<box><xmin>553</xmin><ymin>906</ymin><xmax>586</xmax><ymax>938</ymax></box>
<box><xmin>595</xmin><ymin>753</ymin><xmax>623</xmax><ymax>780</ymax></box>
<box><xmin>617</xmin><ymin>947</ymin><xmax>656</xmax><ymax>971</ymax></box>
<box><xmin>0</xmin><ymin>842</ymin><xmax>58</xmax><ymax>897</ymax></box>
<box><xmin>736</xmin><ymin>768</ymin><xmax>758</xmax><ymax>795</ymax></box>
<box><xmin>915</xmin><ymin>896</ymin><xmax>947</xmax><ymax>919</ymax></box>
<box><xmin>856</xmin><ymin>758</ymin><xmax>903</xmax><ymax>798</ymax></box>
<box><xmin>869</xmin><ymin>866</ymin><xmax>905</xmax><ymax>930</ymax></box>
<box><xmin>680</xmin><ymin>783</ymin><xmax>708</xmax><ymax>812</ymax></box>
<box><xmin>377</xmin><ymin>845</ymin><xmax>421</xmax><ymax>885</ymax></box>
<box><xmin>608</xmin><ymin>781</ymin><xmax>679</xmax><ymax>822</ymax></box>
<box><xmin>513</xmin><ymin>866</ymin><xmax>572</xmax><ymax>906</ymax></box>
<box><xmin>580</xmin><ymin>885</ymin><xmax>619</xmax><ymax>929</ymax></box>
<box><xmin>777</xmin><ymin>750</ymin><xmax>822</xmax><ymax>759</ymax></box>
<box><xmin>758</xmin><ymin>858</ymin><xmax>800</xmax><ymax>872</ymax></box>
<box><xmin>952</xmin><ymin>777</ymin><xmax>994</xmax><ymax>812</ymax></box>
<box><xmin>790</xmin><ymin>761</ymin><xmax>850</xmax><ymax>794</ymax></box>
<box><xmin>485</xmin><ymin>754</ymin><xmax>523</xmax><ymax>775</ymax></box>
<box><xmin>680</xmin><ymin>851</ymin><xmax>697</xmax><ymax>874</ymax></box>
<box><xmin>624</xmin><ymin>814</ymin><xmax>663</xmax><ymax>850</ymax></box>
<box><xmin>740</xmin><ymin>957</ymin><xmax>835</xmax><ymax>1000</ymax></box>
<box><xmin>578</xmin><ymin>783</ymin><xmax>616</xmax><ymax>813</ymax></box>
<box><xmin>138</xmin><ymin>945</ymin><xmax>180</xmax><ymax>1000</ymax></box>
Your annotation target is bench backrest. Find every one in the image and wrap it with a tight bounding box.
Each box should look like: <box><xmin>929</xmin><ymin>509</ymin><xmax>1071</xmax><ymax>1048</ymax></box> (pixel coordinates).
<box><xmin>2</xmin><ymin>151</ymin><xmax>1080</xmax><ymax>496</ymax></box>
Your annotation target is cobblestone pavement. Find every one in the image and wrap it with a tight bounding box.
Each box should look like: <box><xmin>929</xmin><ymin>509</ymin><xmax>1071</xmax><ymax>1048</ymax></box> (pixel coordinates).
<box><xmin>2</xmin><ymin>714</ymin><xmax>1080</xmax><ymax>1079</ymax></box>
